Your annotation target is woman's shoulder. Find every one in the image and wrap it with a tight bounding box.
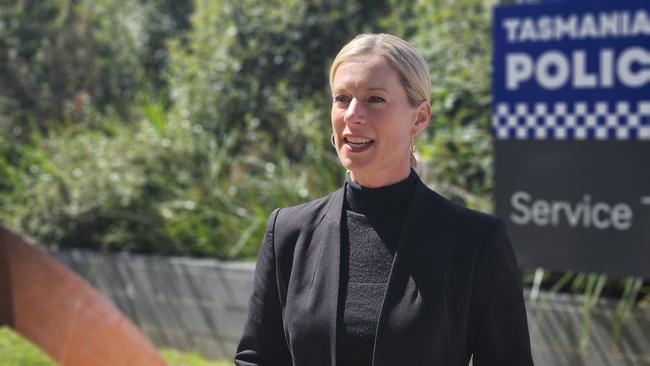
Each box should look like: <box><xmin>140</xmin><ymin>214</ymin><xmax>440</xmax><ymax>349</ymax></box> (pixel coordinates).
<box><xmin>281</xmin><ymin>189</ymin><xmax>341</xmax><ymax>215</ymax></box>
<box><xmin>417</xmin><ymin>181</ymin><xmax>501</xmax><ymax>234</ymax></box>
<box><xmin>416</xmin><ymin>184</ymin><xmax>509</xmax><ymax>260</ymax></box>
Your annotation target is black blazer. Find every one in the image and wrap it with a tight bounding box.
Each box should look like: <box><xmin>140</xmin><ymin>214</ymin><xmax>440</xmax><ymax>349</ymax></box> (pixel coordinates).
<box><xmin>236</xmin><ymin>176</ymin><xmax>533</xmax><ymax>366</ymax></box>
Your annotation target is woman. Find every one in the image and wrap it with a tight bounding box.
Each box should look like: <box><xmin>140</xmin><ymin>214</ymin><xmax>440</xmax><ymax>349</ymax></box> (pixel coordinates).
<box><xmin>235</xmin><ymin>33</ymin><xmax>533</xmax><ymax>366</ymax></box>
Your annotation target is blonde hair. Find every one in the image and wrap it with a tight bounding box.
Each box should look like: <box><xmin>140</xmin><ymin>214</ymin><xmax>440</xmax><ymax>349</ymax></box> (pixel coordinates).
<box><xmin>329</xmin><ymin>33</ymin><xmax>432</xmax><ymax>107</ymax></box>
<box><xmin>329</xmin><ymin>33</ymin><xmax>431</xmax><ymax>169</ymax></box>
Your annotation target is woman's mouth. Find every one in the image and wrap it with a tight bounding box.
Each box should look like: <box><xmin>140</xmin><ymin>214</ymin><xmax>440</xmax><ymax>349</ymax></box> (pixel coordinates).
<box><xmin>343</xmin><ymin>136</ymin><xmax>375</xmax><ymax>152</ymax></box>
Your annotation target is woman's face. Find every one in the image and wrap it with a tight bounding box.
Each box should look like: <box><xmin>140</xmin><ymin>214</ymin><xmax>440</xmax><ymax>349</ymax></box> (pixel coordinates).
<box><xmin>331</xmin><ymin>54</ymin><xmax>430</xmax><ymax>188</ymax></box>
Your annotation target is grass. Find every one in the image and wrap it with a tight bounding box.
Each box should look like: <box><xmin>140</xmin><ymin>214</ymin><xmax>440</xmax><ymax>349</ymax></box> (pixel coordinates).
<box><xmin>160</xmin><ymin>348</ymin><xmax>233</xmax><ymax>366</ymax></box>
<box><xmin>0</xmin><ymin>327</ymin><xmax>56</xmax><ymax>366</ymax></box>
<box><xmin>0</xmin><ymin>327</ymin><xmax>233</xmax><ymax>366</ymax></box>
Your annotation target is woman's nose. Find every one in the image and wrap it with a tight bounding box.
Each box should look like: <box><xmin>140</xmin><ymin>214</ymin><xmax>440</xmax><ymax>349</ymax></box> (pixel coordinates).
<box><xmin>343</xmin><ymin>98</ymin><xmax>366</xmax><ymax>125</ymax></box>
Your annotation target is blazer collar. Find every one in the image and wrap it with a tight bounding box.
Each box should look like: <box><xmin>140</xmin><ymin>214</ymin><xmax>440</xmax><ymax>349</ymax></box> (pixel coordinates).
<box><xmin>320</xmin><ymin>181</ymin><xmax>345</xmax><ymax>364</ymax></box>
<box><xmin>323</xmin><ymin>181</ymin><xmax>346</xmax><ymax>227</ymax></box>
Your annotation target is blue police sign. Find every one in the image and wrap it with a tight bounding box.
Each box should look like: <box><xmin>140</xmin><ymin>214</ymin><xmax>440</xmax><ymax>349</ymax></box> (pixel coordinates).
<box><xmin>492</xmin><ymin>0</ymin><xmax>650</xmax><ymax>277</ymax></box>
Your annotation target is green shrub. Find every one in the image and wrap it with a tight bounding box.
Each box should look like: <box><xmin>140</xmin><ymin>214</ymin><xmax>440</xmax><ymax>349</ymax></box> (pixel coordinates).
<box><xmin>0</xmin><ymin>95</ymin><xmax>344</xmax><ymax>258</ymax></box>
<box><xmin>0</xmin><ymin>0</ymin><xmax>497</xmax><ymax>256</ymax></box>
<box><xmin>0</xmin><ymin>0</ymin><xmax>193</xmax><ymax>138</ymax></box>
<box><xmin>165</xmin><ymin>0</ymin><xmax>389</xmax><ymax>146</ymax></box>
<box><xmin>0</xmin><ymin>0</ymin><xmax>147</xmax><ymax>134</ymax></box>
<box><xmin>385</xmin><ymin>0</ymin><xmax>495</xmax><ymax>211</ymax></box>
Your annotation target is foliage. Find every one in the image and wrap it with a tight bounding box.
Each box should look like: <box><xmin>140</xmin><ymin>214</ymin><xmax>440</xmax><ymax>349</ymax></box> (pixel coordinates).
<box><xmin>0</xmin><ymin>0</ymin><xmax>193</xmax><ymax>138</ymax></box>
<box><xmin>166</xmin><ymin>0</ymin><xmax>389</xmax><ymax>146</ymax></box>
<box><xmin>1</xmin><ymin>0</ymin><xmax>397</xmax><ymax>258</ymax></box>
<box><xmin>0</xmin><ymin>95</ymin><xmax>343</xmax><ymax>258</ymax></box>
<box><xmin>0</xmin><ymin>0</ymin><xmax>145</xmax><ymax>135</ymax></box>
<box><xmin>1</xmin><ymin>0</ymin><xmax>501</xmax><ymax>255</ymax></box>
<box><xmin>384</xmin><ymin>0</ymin><xmax>496</xmax><ymax>211</ymax></box>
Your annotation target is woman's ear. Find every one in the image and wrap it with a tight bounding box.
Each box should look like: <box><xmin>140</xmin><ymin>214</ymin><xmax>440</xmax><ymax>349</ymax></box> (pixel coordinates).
<box><xmin>412</xmin><ymin>101</ymin><xmax>432</xmax><ymax>136</ymax></box>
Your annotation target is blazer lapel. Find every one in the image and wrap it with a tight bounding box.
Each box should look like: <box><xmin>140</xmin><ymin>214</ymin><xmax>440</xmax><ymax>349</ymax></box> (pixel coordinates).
<box><xmin>285</xmin><ymin>187</ymin><xmax>345</xmax><ymax>366</ymax></box>
<box><xmin>372</xmin><ymin>179</ymin><xmax>449</xmax><ymax>366</ymax></box>
<box><xmin>310</xmin><ymin>186</ymin><xmax>345</xmax><ymax>365</ymax></box>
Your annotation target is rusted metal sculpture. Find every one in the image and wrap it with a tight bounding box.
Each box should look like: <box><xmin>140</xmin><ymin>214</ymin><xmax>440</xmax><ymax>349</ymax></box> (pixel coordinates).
<box><xmin>0</xmin><ymin>225</ymin><xmax>168</xmax><ymax>366</ymax></box>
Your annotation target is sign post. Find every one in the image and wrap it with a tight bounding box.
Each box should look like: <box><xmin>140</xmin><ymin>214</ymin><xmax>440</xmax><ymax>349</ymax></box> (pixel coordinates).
<box><xmin>492</xmin><ymin>0</ymin><xmax>650</xmax><ymax>277</ymax></box>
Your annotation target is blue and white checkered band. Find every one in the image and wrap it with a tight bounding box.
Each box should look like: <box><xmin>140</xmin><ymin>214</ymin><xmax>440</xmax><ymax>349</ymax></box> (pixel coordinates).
<box><xmin>491</xmin><ymin>100</ymin><xmax>650</xmax><ymax>141</ymax></box>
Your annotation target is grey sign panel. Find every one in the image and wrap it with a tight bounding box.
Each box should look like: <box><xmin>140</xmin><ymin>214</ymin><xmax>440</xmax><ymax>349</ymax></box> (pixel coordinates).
<box><xmin>495</xmin><ymin>140</ymin><xmax>650</xmax><ymax>277</ymax></box>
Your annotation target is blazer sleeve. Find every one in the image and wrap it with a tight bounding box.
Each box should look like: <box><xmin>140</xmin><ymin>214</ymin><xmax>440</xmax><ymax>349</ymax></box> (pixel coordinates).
<box><xmin>235</xmin><ymin>208</ymin><xmax>293</xmax><ymax>366</ymax></box>
<box><xmin>469</xmin><ymin>218</ymin><xmax>534</xmax><ymax>366</ymax></box>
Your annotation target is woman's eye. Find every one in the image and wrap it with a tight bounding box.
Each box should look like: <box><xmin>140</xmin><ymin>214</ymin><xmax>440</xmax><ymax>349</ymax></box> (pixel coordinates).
<box><xmin>368</xmin><ymin>96</ymin><xmax>385</xmax><ymax>103</ymax></box>
<box><xmin>334</xmin><ymin>95</ymin><xmax>350</xmax><ymax>104</ymax></box>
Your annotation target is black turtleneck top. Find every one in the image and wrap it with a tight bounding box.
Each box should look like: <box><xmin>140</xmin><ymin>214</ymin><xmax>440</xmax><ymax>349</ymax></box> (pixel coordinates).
<box><xmin>336</xmin><ymin>170</ymin><xmax>417</xmax><ymax>366</ymax></box>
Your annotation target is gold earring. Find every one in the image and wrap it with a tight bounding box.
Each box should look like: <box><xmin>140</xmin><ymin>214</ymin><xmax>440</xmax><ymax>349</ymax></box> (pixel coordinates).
<box><xmin>410</xmin><ymin>137</ymin><xmax>417</xmax><ymax>168</ymax></box>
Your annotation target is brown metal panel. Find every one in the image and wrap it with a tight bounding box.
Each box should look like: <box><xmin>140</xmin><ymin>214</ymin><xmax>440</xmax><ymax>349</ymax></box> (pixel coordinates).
<box><xmin>0</xmin><ymin>225</ymin><xmax>168</xmax><ymax>366</ymax></box>
<box><xmin>0</xmin><ymin>227</ymin><xmax>13</xmax><ymax>327</ymax></box>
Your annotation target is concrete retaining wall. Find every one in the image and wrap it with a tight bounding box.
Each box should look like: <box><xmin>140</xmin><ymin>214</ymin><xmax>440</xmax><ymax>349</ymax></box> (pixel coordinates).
<box><xmin>53</xmin><ymin>248</ymin><xmax>650</xmax><ymax>364</ymax></box>
<box><xmin>53</xmin><ymin>249</ymin><xmax>254</xmax><ymax>360</ymax></box>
